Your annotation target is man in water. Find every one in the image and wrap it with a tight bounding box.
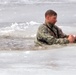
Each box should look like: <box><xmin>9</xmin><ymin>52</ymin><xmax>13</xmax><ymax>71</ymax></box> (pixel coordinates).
<box><xmin>35</xmin><ymin>9</ymin><xmax>76</xmax><ymax>45</ymax></box>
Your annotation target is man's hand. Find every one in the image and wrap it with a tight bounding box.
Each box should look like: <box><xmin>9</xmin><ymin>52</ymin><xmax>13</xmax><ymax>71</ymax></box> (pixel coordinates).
<box><xmin>68</xmin><ymin>35</ymin><xmax>76</xmax><ymax>43</ymax></box>
<box><xmin>73</xmin><ymin>35</ymin><xmax>76</xmax><ymax>41</ymax></box>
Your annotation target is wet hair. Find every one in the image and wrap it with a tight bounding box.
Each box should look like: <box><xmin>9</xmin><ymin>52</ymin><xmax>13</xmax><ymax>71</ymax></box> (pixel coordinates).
<box><xmin>45</xmin><ymin>10</ymin><xmax>57</xmax><ymax>17</ymax></box>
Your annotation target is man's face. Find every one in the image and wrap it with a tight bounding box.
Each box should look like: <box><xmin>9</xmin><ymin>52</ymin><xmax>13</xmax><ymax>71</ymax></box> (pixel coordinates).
<box><xmin>46</xmin><ymin>15</ymin><xmax>57</xmax><ymax>24</ymax></box>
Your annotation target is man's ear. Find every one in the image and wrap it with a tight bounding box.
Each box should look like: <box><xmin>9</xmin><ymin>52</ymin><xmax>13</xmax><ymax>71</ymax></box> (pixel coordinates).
<box><xmin>46</xmin><ymin>15</ymin><xmax>50</xmax><ymax>20</ymax></box>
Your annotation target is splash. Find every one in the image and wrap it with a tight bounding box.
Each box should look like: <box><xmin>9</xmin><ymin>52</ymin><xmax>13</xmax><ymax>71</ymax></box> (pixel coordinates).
<box><xmin>0</xmin><ymin>21</ymin><xmax>40</xmax><ymax>38</ymax></box>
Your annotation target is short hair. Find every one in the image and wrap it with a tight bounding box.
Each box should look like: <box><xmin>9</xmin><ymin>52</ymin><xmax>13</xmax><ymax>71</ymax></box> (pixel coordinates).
<box><xmin>45</xmin><ymin>10</ymin><xmax>57</xmax><ymax>17</ymax></box>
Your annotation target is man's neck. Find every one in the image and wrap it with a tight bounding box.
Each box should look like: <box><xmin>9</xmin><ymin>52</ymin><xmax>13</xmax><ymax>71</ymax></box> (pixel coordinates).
<box><xmin>45</xmin><ymin>21</ymin><xmax>54</xmax><ymax>25</ymax></box>
<box><xmin>45</xmin><ymin>22</ymin><xmax>54</xmax><ymax>28</ymax></box>
<box><xmin>45</xmin><ymin>20</ymin><xmax>54</xmax><ymax>25</ymax></box>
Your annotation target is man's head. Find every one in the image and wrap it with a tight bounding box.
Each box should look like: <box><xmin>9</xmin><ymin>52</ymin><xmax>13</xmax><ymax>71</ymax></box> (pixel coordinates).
<box><xmin>45</xmin><ymin>10</ymin><xmax>57</xmax><ymax>25</ymax></box>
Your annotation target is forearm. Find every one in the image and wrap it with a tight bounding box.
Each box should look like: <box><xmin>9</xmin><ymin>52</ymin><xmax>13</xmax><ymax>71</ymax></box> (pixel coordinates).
<box><xmin>54</xmin><ymin>38</ymin><xmax>69</xmax><ymax>44</ymax></box>
<box><xmin>45</xmin><ymin>37</ymin><xmax>69</xmax><ymax>45</ymax></box>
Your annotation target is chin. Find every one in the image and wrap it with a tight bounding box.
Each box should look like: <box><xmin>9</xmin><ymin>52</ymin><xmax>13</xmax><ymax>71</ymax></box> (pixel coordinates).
<box><xmin>52</xmin><ymin>23</ymin><xmax>55</xmax><ymax>25</ymax></box>
<box><xmin>53</xmin><ymin>22</ymin><xmax>56</xmax><ymax>25</ymax></box>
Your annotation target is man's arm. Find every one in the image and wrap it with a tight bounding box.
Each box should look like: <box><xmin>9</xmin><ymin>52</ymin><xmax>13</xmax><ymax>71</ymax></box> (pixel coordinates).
<box><xmin>56</xmin><ymin>26</ymin><xmax>69</xmax><ymax>38</ymax></box>
<box><xmin>38</xmin><ymin>26</ymin><xmax>69</xmax><ymax>45</ymax></box>
<box><xmin>57</xmin><ymin>27</ymin><xmax>75</xmax><ymax>43</ymax></box>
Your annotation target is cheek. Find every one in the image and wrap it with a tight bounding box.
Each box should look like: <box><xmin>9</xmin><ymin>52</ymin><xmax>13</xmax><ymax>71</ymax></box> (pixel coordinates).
<box><xmin>53</xmin><ymin>18</ymin><xmax>57</xmax><ymax>22</ymax></box>
<box><xmin>49</xmin><ymin>17</ymin><xmax>57</xmax><ymax>22</ymax></box>
<box><xmin>49</xmin><ymin>18</ymin><xmax>52</xmax><ymax>21</ymax></box>
<box><xmin>51</xmin><ymin>19</ymin><xmax>55</xmax><ymax>22</ymax></box>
